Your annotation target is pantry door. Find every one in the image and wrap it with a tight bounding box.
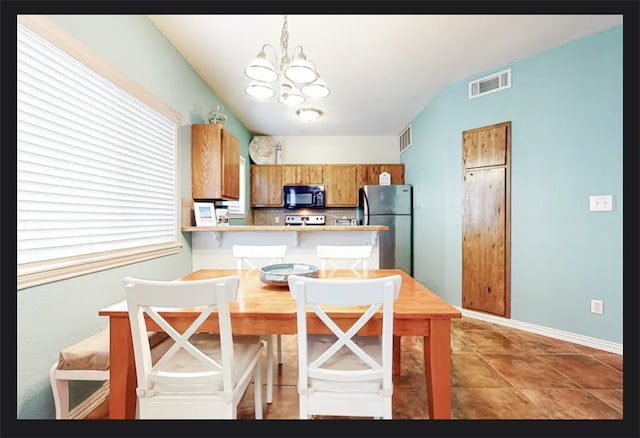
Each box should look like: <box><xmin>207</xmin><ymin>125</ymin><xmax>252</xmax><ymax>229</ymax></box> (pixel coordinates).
<box><xmin>462</xmin><ymin>121</ymin><xmax>511</xmax><ymax>317</ymax></box>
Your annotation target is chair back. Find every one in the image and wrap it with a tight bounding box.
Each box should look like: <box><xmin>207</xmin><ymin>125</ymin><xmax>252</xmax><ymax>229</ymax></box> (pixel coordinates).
<box><xmin>287</xmin><ymin>274</ymin><xmax>402</xmax><ymax>396</ymax></box>
<box><xmin>316</xmin><ymin>244</ymin><xmax>373</xmax><ymax>271</ymax></box>
<box><xmin>232</xmin><ymin>244</ymin><xmax>287</xmax><ymax>270</ymax></box>
<box><xmin>123</xmin><ymin>276</ymin><xmax>239</xmax><ymax>399</ymax></box>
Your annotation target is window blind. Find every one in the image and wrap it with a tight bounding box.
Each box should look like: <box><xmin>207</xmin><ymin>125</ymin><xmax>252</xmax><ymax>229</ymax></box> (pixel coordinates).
<box><xmin>17</xmin><ymin>22</ymin><xmax>179</xmax><ymax>288</ymax></box>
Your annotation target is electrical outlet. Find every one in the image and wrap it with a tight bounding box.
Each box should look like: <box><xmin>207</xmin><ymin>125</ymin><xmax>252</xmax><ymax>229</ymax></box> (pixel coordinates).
<box><xmin>591</xmin><ymin>299</ymin><xmax>604</xmax><ymax>314</ymax></box>
<box><xmin>274</xmin><ymin>216</ymin><xmax>280</xmax><ymax>224</ymax></box>
<box><xmin>589</xmin><ymin>195</ymin><xmax>613</xmax><ymax>212</ymax></box>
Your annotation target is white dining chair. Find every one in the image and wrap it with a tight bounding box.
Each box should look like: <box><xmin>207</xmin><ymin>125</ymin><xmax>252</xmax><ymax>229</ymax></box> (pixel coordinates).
<box><xmin>287</xmin><ymin>274</ymin><xmax>402</xmax><ymax>419</ymax></box>
<box><xmin>123</xmin><ymin>275</ymin><xmax>264</xmax><ymax>419</ymax></box>
<box><xmin>316</xmin><ymin>244</ymin><xmax>373</xmax><ymax>273</ymax></box>
<box><xmin>232</xmin><ymin>244</ymin><xmax>287</xmax><ymax>404</ymax></box>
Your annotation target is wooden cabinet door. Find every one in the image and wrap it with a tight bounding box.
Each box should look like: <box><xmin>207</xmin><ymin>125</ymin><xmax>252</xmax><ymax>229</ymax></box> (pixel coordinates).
<box><xmin>250</xmin><ymin>165</ymin><xmax>282</xmax><ymax>207</ymax></box>
<box><xmin>357</xmin><ymin>164</ymin><xmax>405</xmax><ymax>187</ymax></box>
<box><xmin>192</xmin><ymin>124</ymin><xmax>239</xmax><ymax>200</ymax></box>
<box><xmin>221</xmin><ymin>130</ymin><xmax>240</xmax><ymax>200</ymax></box>
<box><xmin>463</xmin><ymin>122</ymin><xmax>508</xmax><ymax>169</ymax></box>
<box><xmin>324</xmin><ymin>165</ymin><xmax>358</xmax><ymax>206</ymax></box>
<box><xmin>282</xmin><ymin>165</ymin><xmax>324</xmax><ymax>185</ymax></box>
<box><xmin>462</xmin><ymin>121</ymin><xmax>510</xmax><ymax>318</ymax></box>
<box><xmin>379</xmin><ymin>164</ymin><xmax>405</xmax><ymax>184</ymax></box>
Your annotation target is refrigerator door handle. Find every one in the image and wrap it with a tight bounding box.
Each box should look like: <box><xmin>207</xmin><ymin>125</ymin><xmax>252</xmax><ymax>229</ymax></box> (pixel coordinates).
<box><xmin>362</xmin><ymin>190</ymin><xmax>370</xmax><ymax>225</ymax></box>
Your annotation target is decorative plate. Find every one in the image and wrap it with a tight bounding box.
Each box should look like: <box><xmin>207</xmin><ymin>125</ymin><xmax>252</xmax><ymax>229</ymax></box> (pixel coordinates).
<box><xmin>249</xmin><ymin>136</ymin><xmax>277</xmax><ymax>165</ymax></box>
<box><xmin>259</xmin><ymin>263</ymin><xmax>319</xmax><ymax>287</ymax></box>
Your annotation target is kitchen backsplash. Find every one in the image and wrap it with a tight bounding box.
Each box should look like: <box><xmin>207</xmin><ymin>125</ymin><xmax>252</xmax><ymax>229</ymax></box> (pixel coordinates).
<box><xmin>249</xmin><ymin>208</ymin><xmax>358</xmax><ymax>226</ymax></box>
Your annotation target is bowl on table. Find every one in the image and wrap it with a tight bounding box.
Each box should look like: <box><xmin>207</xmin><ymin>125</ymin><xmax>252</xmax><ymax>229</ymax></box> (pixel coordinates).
<box><xmin>259</xmin><ymin>263</ymin><xmax>319</xmax><ymax>287</ymax></box>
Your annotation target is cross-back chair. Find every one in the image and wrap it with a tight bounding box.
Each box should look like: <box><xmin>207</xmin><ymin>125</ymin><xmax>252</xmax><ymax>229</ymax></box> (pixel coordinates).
<box><xmin>232</xmin><ymin>244</ymin><xmax>287</xmax><ymax>403</ymax></box>
<box><xmin>287</xmin><ymin>274</ymin><xmax>402</xmax><ymax>419</ymax></box>
<box><xmin>316</xmin><ymin>244</ymin><xmax>374</xmax><ymax>273</ymax></box>
<box><xmin>124</xmin><ymin>275</ymin><xmax>263</xmax><ymax>419</ymax></box>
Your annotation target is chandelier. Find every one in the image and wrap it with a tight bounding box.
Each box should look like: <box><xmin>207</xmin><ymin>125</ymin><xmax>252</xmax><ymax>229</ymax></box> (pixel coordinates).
<box><xmin>244</xmin><ymin>15</ymin><xmax>330</xmax><ymax>110</ymax></box>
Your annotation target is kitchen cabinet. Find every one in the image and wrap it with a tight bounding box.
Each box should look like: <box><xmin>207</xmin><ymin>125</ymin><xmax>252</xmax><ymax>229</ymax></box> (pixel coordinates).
<box><xmin>191</xmin><ymin>124</ymin><xmax>240</xmax><ymax>200</ymax></box>
<box><xmin>250</xmin><ymin>162</ymin><xmax>404</xmax><ymax>208</ymax></box>
<box><xmin>282</xmin><ymin>165</ymin><xmax>324</xmax><ymax>185</ymax></box>
<box><xmin>250</xmin><ymin>165</ymin><xmax>283</xmax><ymax>207</ymax></box>
<box><xmin>357</xmin><ymin>164</ymin><xmax>405</xmax><ymax>187</ymax></box>
<box><xmin>462</xmin><ymin>123</ymin><xmax>507</xmax><ymax>169</ymax></box>
<box><xmin>323</xmin><ymin>164</ymin><xmax>358</xmax><ymax>206</ymax></box>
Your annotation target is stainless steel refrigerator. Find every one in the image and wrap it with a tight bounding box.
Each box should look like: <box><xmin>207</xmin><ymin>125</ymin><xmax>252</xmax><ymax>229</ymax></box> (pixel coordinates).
<box><xmin>358</xmin><ymin>184</ymin><xmax>413</xmax><ymax>276</ymax></box>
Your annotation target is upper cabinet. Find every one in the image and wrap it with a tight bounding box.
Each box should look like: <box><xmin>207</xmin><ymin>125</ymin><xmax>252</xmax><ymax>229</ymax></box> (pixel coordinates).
<box><xmin>249</xmin><ymin>163</ymin><xmax>405</xmax><ymax>208</ymax></box>
<box><xmin>282</xmin><ymin>165</ymin><xmax>325</xmax><ymax>185</ymax></box>
<box><xmin>462</xmin><ymin>123</ymin><xmax>508</xmax><ymax>169</ymax></box>
<box><xmin>191</xmin><ymin>124</ymin><xmax>240</xmax><ymax>200</ymax></box>
<box><xmin>323</xmin><ymin>164</ymin><xmax>358</xmax><ymax>206</ymax></box>
<box><xmin>250</xmin><ymin>165</ymin><xmax>283</xmax><ymax>207</ymax></box>
<box><xmin>356</xmin><ymin>164</ymin><xmax>405</xmax><ymax>187</ymax></box>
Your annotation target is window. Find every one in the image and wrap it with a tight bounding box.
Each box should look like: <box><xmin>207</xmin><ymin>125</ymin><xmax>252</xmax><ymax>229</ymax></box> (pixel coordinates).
<box><xmin>17</xmin><ymin>16</ymin><xmax>181</xmax><ymax>290</ymax></box>
<box><xmin>220</xmin><ymin>156</ymin><xmax>246</xmax><ymax>218</ymax></box>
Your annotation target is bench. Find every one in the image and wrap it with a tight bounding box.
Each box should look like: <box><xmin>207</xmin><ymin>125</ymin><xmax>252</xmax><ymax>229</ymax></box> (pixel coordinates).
<box><xmin>50</xmin><ymin>328</ymin><xmax>169</xmax><ymax>419</ymax></box>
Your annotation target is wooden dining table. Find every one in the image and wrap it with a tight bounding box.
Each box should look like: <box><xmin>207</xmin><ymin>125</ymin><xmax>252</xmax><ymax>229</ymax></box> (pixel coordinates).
<box><xmin>99</xmin><ymin>268</ymin><xmax>461</xmax><ymax>419</ymax></box>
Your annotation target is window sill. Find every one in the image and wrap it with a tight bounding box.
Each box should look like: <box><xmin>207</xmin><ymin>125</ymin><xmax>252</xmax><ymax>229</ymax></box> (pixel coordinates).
<box><xmin>17</xmin><ymin>243</ymin><xmax>181</xmax><ymax>290</ymax></box>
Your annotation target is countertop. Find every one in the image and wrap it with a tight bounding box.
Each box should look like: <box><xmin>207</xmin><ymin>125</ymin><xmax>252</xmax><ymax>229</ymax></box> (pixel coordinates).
<box><xmin>182</xmin><ymin>225</ymin><xmax>388</xmax><ymax>232</ymax></box>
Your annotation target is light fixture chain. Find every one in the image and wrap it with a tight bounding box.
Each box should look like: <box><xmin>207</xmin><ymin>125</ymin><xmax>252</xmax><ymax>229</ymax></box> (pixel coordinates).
<box><xmin>280</xmin><ymin>15</ymin><xmax>289</xmax><ymax>59</ymax></box>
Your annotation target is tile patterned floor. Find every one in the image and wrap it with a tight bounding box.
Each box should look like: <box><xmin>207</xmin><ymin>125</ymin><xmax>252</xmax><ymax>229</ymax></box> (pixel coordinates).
<box><xmin>86</xmin><ymin>316</ymin><xmax>623</xmax><ymax>420</ymax></box>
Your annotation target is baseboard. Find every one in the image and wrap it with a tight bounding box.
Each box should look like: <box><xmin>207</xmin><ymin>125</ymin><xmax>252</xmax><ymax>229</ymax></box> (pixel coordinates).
<box><xmin>455</xmin><ymin>307</ymin><xmax>623</xmax><ymax>355</ymax></box>
<box><xmin>68</xmin><ymin>381</ymin><xmax>110</xmax><ymax>420</ymax></box>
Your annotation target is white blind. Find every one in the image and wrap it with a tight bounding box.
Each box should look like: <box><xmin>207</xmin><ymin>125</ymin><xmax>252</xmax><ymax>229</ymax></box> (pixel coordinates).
<box><xmin>17</xmin><ymin>22</ymin><xmax>179</xmax><ymax>283</ymax></box>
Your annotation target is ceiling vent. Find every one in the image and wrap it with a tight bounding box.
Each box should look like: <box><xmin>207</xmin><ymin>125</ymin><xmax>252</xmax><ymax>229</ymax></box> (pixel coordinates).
<box><xmin>399</xmin><ymin>123</ymin><xmax>412</xmax><ymax>154</ymax></box>
<box><xmin>468</xmin><ymin>68</ymin><xmax>511</xmax><ymax>99</ymax></box>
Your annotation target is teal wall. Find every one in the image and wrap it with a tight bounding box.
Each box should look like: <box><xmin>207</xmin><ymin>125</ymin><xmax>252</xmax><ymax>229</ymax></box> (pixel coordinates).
<box><xmin>17</xmin><ymin>15</ymin><xmax>251</xmax><ymax>419</ymax></box>
<box><xmin>403</xmin><ymin>26</ymin><xmax>623</xmax><ymax>344</ymax></box>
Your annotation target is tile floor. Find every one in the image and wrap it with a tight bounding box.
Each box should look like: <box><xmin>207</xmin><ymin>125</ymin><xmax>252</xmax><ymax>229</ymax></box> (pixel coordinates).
<box><xmin>85</xmin><ymin>316</ymin><xmax>623</xmax><ymax>420</ymax></box>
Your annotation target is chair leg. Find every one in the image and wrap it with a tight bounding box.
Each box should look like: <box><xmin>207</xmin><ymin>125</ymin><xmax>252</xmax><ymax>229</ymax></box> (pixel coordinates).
<box><xmin>299</xmin><ymin>395</ymin><xmax>309</xmax><ymax>419</ymax></box>
<box><xmin>383</xmin><ymin>397</ymin><xmax>392</xmax><ymax>419</ymax></box>
<box><xmin>254</xmin><ymin>360</ymin><xmax>263</xmax><ymax>419</ymax></box>
<box><xmin>277</xmin><ymin>335</ymin><xmax>283</xmax><ymax>365</ymax></box>
<box><xmin>49</xmin><ymin>362</ymin><xmax>68</xmax><ymax>419</ymax></box>
<box><xmin>265</xmin><ymin>335</ymin><xmax>273</xmax><ymax>404</ymax></box>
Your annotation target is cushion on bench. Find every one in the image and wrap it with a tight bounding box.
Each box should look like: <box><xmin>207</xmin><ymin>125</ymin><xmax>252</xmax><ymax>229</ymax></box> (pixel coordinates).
<box><xmin>57</xmin><ymin>329</ymin><xmax>169</xmax><ymax>371</ymax></box>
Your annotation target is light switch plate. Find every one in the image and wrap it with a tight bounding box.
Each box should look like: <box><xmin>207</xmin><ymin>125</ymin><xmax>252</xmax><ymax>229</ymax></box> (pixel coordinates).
<box><xmin>589</xmin><ymin>195</ymin><xmax>613</xmax><ymax>212</ymax></box>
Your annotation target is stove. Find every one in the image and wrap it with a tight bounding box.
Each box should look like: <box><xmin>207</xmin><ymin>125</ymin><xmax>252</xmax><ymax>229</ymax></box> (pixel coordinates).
<box><xmin>285</xmin><ymin>214</ymin><xmax>326</xmax><ymax>226</ymax></box>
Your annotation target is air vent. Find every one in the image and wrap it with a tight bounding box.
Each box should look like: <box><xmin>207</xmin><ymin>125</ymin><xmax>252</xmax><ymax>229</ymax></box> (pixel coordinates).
<box><xmin>399</xmin><ymin>123</ymin><xmax>412</xmax><ymax>153</ymax></box>
<box><xmin>468</xmin><ymin>68</ymin><xmax>511</xmax><ymax>99</ymax></box>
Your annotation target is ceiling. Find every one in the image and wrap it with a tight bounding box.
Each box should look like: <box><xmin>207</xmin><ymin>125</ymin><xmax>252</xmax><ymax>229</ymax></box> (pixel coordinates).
<box><xmin>147</xmin><ymin>14</ymin><xmax>622</xmax><ymax>137</ymax></box>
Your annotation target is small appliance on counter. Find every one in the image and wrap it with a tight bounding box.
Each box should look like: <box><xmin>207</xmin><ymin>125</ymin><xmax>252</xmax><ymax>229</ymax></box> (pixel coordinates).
<box><xmin>285</xmin><ymin>214</ymin><xmax>326</xmax><ymax>226</ymax></box>
<box><xmin>334</xmin><ymin>218</ymin><xmax>358</xmax><ymax>226</ymax></box>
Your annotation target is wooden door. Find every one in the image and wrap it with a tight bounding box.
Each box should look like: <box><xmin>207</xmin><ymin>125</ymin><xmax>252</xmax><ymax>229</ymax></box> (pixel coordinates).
<box><xmin>462</xmin><ymin>121</ymin><xmax>510</xmax><ymax>317</ymax></box>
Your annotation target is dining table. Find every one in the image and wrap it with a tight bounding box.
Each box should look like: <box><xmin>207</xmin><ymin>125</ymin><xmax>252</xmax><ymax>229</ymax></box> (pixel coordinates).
<box><xmin>99</xmin><ymin>268</ymin><xmax>461</xmax><ymax>419</ymax></box>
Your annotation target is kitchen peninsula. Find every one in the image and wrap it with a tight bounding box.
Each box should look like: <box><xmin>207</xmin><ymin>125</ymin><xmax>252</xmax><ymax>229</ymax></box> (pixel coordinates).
<box><xmin>184</xmin><ymin>224</ymin><xmax>388</xmax><ymax>270</ymax></box>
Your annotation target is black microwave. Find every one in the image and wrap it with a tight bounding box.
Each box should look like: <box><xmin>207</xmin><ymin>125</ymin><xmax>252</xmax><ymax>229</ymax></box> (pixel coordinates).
<box><xmin>283</xmin><ymin>185</ymin><xmax>325</xmax><ymax>209</ymax></box>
